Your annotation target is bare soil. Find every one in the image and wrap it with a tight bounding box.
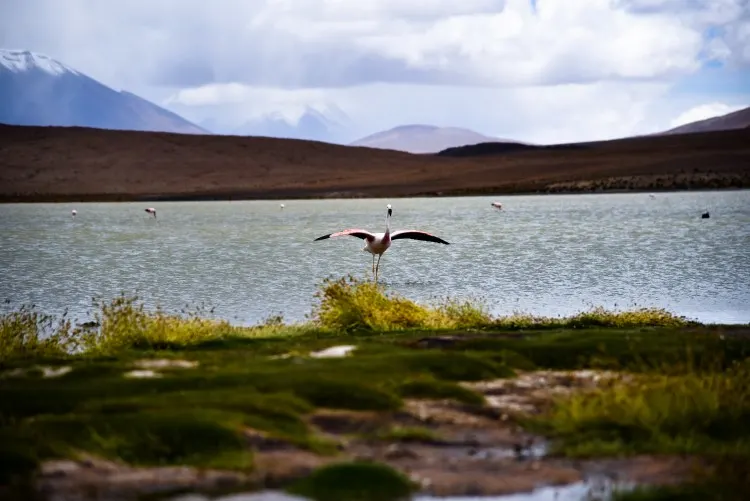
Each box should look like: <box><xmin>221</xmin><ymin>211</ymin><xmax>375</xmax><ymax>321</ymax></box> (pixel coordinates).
<box><xmin>1</xmin><ymin>124</ymin><xmax>748</xmax><ymax>202</ymax></box>
<box><xmin>29</xmin><ymin>369</ymin><xmax>702</xmax><ymax>501</ymax></box>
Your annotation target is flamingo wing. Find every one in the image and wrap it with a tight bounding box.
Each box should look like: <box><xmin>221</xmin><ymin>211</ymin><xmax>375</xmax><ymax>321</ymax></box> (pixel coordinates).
<box><xmin>314</xmin><ymin>228</ymin><xmax>375</xmax><ymax>241</ymax></box>
<box><xmin>391</xmin><ymin>230</ymin><xmax>450</xmax><ymax>245</ymax></box>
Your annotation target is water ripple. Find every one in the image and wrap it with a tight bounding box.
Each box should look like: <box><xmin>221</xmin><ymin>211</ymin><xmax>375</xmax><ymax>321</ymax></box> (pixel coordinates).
<box><xmin>1</xmin><ymin>192</ymin><xmax>749</xmax><ymax>325</ymax></box>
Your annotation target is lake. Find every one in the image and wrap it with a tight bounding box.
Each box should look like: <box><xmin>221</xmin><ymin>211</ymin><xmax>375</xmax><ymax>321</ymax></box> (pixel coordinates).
<box><xmin>1</xmin><ymin>191</ymin><xmax>749</xmax><ymax>326</ymax></box>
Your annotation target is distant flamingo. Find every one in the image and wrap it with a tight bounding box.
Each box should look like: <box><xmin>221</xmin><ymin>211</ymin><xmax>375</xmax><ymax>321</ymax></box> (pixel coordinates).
<box><xmin>71</xmin><ymin>209</ymin><xmax>77</xmax><ymax>217</ymax></box>
<box><xmin>280</xmin><ymin>203</ymin><xmax>285</xmax><ymax>210</ymax></box>
<box><xmin>491</xmin><ymin>201</ymin><xmax>503</xmax><ymax>210</ymax></box>
<box><xmin>313</xmin><ymin>204</ymin><xmax>450</xmax><ymax>282</ymax></box>
<box><xmin>145</xmin><ymin>208</ymin><xmax>157</xmax><ymax>218</ymax></box>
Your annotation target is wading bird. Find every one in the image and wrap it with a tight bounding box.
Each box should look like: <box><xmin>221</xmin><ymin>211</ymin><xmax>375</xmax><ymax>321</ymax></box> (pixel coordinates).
<box><xmin>145</xmin><ymin>208</ymin><xmax>157</xmax><ymax>218</ymax></box>
<box><xmin>313</xmin><ymin>204</ymin><xmax>450</xmax><ymax>282</ymax></box>
<box><xmin>71</xmin><ymin>209</ymin><xmax>77</xmax><ymax>217</ymax></box>
<box><xmin>491</xmin><ymin>201</ymin><xmax>503</xmax><ymax>210</ymax></box>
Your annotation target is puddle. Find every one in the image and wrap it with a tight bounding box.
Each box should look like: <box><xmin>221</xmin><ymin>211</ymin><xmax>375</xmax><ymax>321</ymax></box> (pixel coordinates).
<box><xmin>309</xmin><ymin>345</ymin><xmax>356</xmax><ymax>358</ymax></box>
<box><xmin>134</xmin><ymin>358</ymin><xmax>199</xmax><ymax>369</ymax></box>
<box><xmin>466</xmin><ymin>441</ymin><xmax>549</xmax><ymax>461</ymax></box>
<box><xmin>0</xmin><ymin>365</ymin><xmax>72</xmax><ymax>378</ymax></box>
<box><xmin>124</xmin><ymin>369</ymin><xmax>162</xmax><ymax>378</ymax></box>
<box><xmin>415</xmin><ymin>479</ymin><xmax>630</xmax><ymax>500</ymax></box>
<box><xmin>163</xmin><ymin>477</ymin><xmax>632</xmax><ymax>501</ymax></box>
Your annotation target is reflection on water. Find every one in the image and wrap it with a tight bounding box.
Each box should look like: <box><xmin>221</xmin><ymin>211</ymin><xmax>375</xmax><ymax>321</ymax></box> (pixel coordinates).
<box><xmin>166</xmin><ymin>477</ymin><xmax>631</xmax><ymax>501</ymax></box>
<box><xmin>1</xmin><ymin>191</ymin><xmax>749</xmax><ymax>325</ymax></box>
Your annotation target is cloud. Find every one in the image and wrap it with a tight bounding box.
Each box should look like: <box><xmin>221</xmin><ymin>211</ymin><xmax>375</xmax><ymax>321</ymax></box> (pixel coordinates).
<box><xmin>669</xmin><ymin>102</ymin><xmax>747</xmax><ymax>128</ymax></box>
<box><xmin>1</xmin><ymin>0</ymin><xmax>748</xmax><ymax>144</ymax></box>
<box><xmin>2</xmin><ymin>0</ymin><xmax>745</xmax><ymax>89</ymax></box>
<box><xmin>164</xmin><ymin>80</ymin><xmax>676</xmax><ymax>144</ymax></box>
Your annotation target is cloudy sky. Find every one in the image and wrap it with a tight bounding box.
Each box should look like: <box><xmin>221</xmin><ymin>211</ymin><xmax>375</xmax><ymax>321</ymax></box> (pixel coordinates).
<box><xmin>2</xmin><ymin>0</ymin><xmax>749</xmax><ymax>144</ymax></box>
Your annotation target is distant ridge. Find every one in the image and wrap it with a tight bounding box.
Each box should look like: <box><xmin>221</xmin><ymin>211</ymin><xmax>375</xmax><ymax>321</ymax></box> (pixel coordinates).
<box><xmin>351</xmin><ymin>124</ymin><xmax>522</xmax><ymax>154</ymax></box>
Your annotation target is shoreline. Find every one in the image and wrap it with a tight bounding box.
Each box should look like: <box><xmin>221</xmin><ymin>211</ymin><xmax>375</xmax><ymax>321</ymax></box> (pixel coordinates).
<box><xmin>1</xmin><ymin>186</ymin><xmax>748</xmax><ymax>204</ymax></box>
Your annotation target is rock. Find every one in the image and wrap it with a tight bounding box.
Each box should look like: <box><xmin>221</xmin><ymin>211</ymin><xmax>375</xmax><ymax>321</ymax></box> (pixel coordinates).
<box><xmin>243</xmin><ymin>428</ymin><xmax>296</xmax><ymax>451</ymax></box>
<box><xmin>40</xmin><ymin>460</ymin><xmax>81</xmax><ymax>477</ymax></box>
<box><xmin>384</xmin><ymin>444</ymin><xmax>419</xmax><ymax>460</ymax></box>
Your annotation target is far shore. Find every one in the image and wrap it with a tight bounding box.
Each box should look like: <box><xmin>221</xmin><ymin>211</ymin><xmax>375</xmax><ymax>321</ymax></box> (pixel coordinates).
<box><xmin>2</xmin><ymin>123</ymin><xmax>749</xmax><ymax>204</ymax></box>
<box><xmin>1</xmin><ymin>186</ymin><xmax>748</xmax><ymax>204</ymax></box>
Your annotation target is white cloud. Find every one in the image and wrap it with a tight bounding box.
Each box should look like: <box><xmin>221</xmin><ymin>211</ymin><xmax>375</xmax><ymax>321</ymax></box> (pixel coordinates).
<box><xmin>164</xmin><ymin>80</ymin><xmax>675</xmax><ymax>144</ymax></box>
<box><xmin>669</xmin><ymin>102</ymin><xmax>747</xmax><ymax>128</ymax></box>
<box><xmin>2</xmin><ymin>0</ymin><xmax>743</xmax><ymax>89</ymax></box>
<box><xmin>2</xmin><ymin>0</ymin><xmax>749</xmax><ymax>144</ymax></box>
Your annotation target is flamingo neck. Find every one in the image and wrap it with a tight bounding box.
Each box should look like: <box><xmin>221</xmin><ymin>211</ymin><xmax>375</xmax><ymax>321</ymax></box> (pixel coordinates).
<box><xmin>385</xmin><ymin>214</ymin><xmax>391</xmax><ymax>235</ymax></box>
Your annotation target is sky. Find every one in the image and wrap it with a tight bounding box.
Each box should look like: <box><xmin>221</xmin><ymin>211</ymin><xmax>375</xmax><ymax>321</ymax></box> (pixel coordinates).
<box><xmin>1</xmin><ymin>0</ymin><xmax>749</xmax><ymax>144</ymax></box>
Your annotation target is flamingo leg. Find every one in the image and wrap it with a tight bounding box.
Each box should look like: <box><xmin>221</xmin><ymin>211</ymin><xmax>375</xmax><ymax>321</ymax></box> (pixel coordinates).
<box><xmin>375</xmin><ymin>254</ymin><xmax>382</xmax><ymax>283</ymax></box>
<box><xmin>372</xmin><ymin>254</ymin><xmax>376</xmax><ymax>275</ymax></box>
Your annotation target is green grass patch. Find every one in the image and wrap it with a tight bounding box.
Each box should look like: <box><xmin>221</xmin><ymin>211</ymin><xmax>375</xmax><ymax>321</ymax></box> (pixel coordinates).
<box><xmin>287</xmin><ymin>461</ymin><xmax>415</xmax><ymax>501</ymax></box>
<box><xmin>530</xmin><ymin>359</ymin><xmax>750</xmax><ymax>457</ymax></box>
<box><xmin>1</xmin><ymin>276</ymin><xmax>748</xmax><ymax>496</ymax></box>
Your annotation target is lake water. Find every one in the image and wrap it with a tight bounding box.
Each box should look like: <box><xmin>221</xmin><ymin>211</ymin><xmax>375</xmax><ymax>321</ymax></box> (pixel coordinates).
<box><xmin>1</xmin><ymin>191</ymin><xmax>749</xmax><ymax>325</ymax></box>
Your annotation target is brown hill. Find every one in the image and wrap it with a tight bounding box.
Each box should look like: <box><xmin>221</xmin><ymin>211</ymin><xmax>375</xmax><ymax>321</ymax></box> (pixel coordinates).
<box><xmin>1</xmin><ymin>124</ymin><xmax>749</xmax><ymax>202</ymax></box>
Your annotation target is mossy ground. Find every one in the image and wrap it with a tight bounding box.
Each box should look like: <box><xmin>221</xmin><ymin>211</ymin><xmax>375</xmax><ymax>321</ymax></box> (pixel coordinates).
<box><xmin>1</xmin><ymin>277</ymin><xmax>749</xmax><ymax>499</ymax></box>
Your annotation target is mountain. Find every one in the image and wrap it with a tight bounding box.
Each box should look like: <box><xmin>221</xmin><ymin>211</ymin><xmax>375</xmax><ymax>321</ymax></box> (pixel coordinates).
<box><xmin>350</xmin><ymin>124</ymin><xmax>518</xmax><ymax>154</ymax></box>
<box><xmin>0</xmin><ymin>49</ymin><xmax>208</xmax><ymax>135</ymax></box>
<box><xmin>229</xmin><ymin>104</ymin><xmax>353</xmax><ymax>144</ymax></box>
<box><xmin>660</xmin><ymin>105</ymin><xmax>750</xmax><ymax>135</ymax></box>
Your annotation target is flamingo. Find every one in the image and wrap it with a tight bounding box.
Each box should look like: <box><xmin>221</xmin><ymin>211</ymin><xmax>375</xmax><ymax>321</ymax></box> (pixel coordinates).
<box><xmin>313</xmin><ymin>204</ymin><xmax>449</xmax><ymax>282</ymax></box>
<box><xmin>145</xmin><ymin>208</ymin><xmax>157</xmax><ymax>218</ymax></box>
<box><xmin>71</xmin><ymin>209</ymin><xmax>77</xmax><ymax>217</ymax></box>
<box><xmin>491</xmin><ymin>201</ymin><xmax>503</xmax><ymax>210</ymax></box>
<box><xmin>280</xmin><ymin>203</ymin><xmax>286</xmax><ymax>210</ymax></box>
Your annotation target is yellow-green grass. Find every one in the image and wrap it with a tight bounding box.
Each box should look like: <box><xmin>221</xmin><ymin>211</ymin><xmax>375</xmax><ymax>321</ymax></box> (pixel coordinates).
<box><xmin>1</xmin><ymin>276</ymin><xmax>748</xmax><ymax>499</ymax></box>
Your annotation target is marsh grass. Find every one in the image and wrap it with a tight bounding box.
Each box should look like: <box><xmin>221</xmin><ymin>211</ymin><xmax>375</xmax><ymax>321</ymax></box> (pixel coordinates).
<box><xmin>287</xmin><ymin>461</ymin><xmax>415</xmax><ymax>501</ymax></box>
<box><xmin>309</xmin><ymin>275</ymin><xmax>492</xmax><ymax>332</ymax></box>
<box><xmin>0</xmin><ymin>276</ymin><xmax>746</xmax><ymax>496</ymax></box>
<box><xmin>0</xmin><ymin>308</ymin><xmax>81</xmax><ymax>360</ymax></box>
<box><xmin>531</xmin><ymin>359</ymin><xmax>750</xmax><ymax>457</ymax></box>
<box><xmin>2</xmin><ymin>276</ymin><xmax>696</xmax><ymax>359</ymax></box>
<box><xmin>310</xmin><ymin>275</ymin><xmax>690</xmax><ymax>333</ymax></box>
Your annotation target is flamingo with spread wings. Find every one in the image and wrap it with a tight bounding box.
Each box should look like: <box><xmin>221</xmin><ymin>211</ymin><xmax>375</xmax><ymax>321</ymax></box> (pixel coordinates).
<box><xmin>314</xmin><ymin>204</ymin><xmax>449</xmax><ymax>282</ymax></box>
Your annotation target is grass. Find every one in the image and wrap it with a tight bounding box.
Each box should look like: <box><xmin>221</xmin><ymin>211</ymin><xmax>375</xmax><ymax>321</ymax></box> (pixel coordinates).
<box><xmin>0</xmin><ymin>277</ymin><xmax>748</xmax><ymax>499</ymax></box>
<box><xmin>1</xmin><ymin>276</ymin><xmax>696</xmax><ymax>360</ymax></box>
<box><xmin>287</xmin><ymin>461</ymin><xmax>415</xmax><ymax>501</ymax></box>
<box><xmin>529</xmin><ymin>359</ymin><xmax>750</xmax><ymax>458</ymax></box>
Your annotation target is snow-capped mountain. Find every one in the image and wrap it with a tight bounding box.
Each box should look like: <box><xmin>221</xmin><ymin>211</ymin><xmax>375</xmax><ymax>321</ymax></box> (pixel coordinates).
<box><xmin>351</xmin><ymin>124</ymin><xmax>512</xmax><ymax>154</ymax></box>
<box><xmin>228</xmin><ymin>104</ymin><xmax>354</xmax><ymax>144</ymax></box>
<box><xmin>0</xmin><ymin>49</ymin><xmax>208</xmax><ymax>134</ymax></box>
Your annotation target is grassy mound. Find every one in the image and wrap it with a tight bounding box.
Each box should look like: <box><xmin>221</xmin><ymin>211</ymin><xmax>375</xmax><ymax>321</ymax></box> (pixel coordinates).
<box><xmin>532</xmin><ymin>359</ymin><xmax>750</xmax><ymax>457</ymax></box>
<box><xmin>287</xmin><ymin>461</ymin><xmax>415</xmax><ymax>501</ymax></box>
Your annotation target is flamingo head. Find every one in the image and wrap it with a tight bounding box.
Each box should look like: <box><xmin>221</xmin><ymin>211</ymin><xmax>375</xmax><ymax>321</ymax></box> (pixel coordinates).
<box><xmin>386</xmin><ymin>204</ymin><xmax>392</xmax><ymax>217</ymax></box>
